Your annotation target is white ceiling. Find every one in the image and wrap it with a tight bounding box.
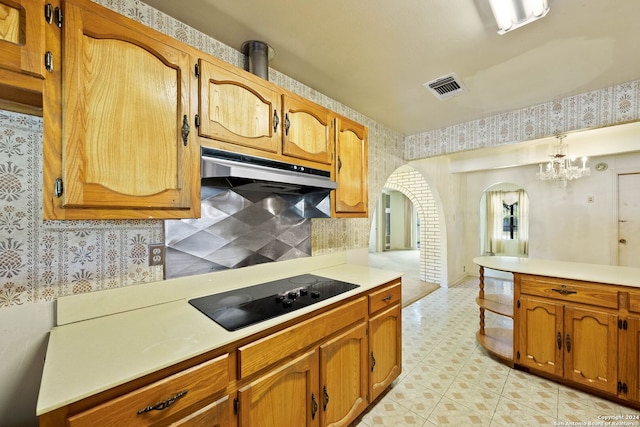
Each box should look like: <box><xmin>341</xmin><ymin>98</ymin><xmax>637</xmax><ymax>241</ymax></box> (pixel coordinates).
<box><xmin>142</xmin><ymin>0</ymin><xmax>640</xmax><ymax>136</ymax></box>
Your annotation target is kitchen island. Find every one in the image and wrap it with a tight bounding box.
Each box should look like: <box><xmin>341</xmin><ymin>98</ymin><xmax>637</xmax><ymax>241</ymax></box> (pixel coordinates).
<box><xmin>37</xmin><ymin>253</ymin><xmax>403</xmax><ymax>426</ymax></box>
<box><xmin>474</xmin><ymin>256</ymin><xmax>640</xmax><ymax>409</ymax></box>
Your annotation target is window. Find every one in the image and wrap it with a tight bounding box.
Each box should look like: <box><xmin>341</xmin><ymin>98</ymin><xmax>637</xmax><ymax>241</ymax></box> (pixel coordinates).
<box><xmin>502</xmin><ymin>202</ymin><xmax>518</xmax><ymax>240</ymax></box>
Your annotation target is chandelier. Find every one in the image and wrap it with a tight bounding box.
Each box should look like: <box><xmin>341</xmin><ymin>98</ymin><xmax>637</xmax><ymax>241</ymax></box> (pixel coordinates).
<box><xmin>536</xmin><ymin>135</ymin><xmax>590</xmax><ymax>187</ymax></box>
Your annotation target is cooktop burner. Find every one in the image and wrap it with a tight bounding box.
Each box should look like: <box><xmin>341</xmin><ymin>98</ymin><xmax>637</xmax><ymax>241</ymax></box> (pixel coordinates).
<box><xmin>189</xmin><ymin>274</ymin><xmax>359</xmax><ymax>331</ymax></box>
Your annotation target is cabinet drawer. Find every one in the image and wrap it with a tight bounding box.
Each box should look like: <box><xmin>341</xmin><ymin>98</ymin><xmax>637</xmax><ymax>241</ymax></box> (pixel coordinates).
<box><xmin>519</xmin><ymin>275</ymin><xmax>618</xmax><ymax>309</ymax></box>
<box><xmin>629</xmin><ymin>291</ymin><xmax>640</xmax><ymax>314</ymax></box>
<box><xmin>369</xmin><ymin>281</ymin><xmax>401</xmax><ymax>313</ymax></box>
<box><xmin>238</xmin><ymin>297</ymin><xmax>367</xmax><ymax>378</ymax></box>
<box><xmin>67</xmin><ymin>354</ymin><xmax>230</xmax><ymax>427</ymax></box>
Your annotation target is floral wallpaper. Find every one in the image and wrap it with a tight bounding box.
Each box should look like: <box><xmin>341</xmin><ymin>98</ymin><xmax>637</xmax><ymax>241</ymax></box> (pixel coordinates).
<box><xmin>1</xmin><ymin>0</ymin><xmax>638</xmax><ymax>308</ymax></box>
<box><xmin>0</xmin><ymin>111</ymin><xmax>164</xmax><ymax>308</ymax></box>
<box><xmin>405</xmin><ymin>80</ymin><xmax>640</xmax><ymax>159</ymax></box>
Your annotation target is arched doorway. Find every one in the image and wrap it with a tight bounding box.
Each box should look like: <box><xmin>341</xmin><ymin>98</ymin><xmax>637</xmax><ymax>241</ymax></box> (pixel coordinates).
<box><xmin>370</xmin><ymin>165</ymin><xmax>442</xmax><ymax>285</ymax></box>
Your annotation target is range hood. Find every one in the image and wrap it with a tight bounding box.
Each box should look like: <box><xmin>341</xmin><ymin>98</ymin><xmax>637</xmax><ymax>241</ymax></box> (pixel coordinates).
<box><xmin>201</xmin><ymin>147</ymin><xmax>337</xmax><ymax>194</ymax></box>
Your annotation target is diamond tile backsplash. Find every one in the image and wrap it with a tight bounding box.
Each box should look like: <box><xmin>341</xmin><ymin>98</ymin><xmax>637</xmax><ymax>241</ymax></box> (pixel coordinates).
<box><xmin>165</xmin><ymin>187</ymin><xmax>333</xmax><ymax>279</ymax></box>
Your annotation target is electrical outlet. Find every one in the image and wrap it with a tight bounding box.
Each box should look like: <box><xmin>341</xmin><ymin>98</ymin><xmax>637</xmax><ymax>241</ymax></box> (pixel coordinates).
<box><xmin>148</xmin><ymin>244</ymin><xmax>165</xmax><ymax>266</ymax></box>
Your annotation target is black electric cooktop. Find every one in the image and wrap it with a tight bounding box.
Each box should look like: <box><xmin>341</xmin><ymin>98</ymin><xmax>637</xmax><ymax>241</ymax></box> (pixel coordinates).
<box><xmin>189</xmin><ymin>274</ymin><xmax>359</xmax><ymax>331</ymax></box>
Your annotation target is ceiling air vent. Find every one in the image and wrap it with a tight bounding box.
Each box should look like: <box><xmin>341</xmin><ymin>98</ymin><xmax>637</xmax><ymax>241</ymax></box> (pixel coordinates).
<box><xmin>424</xmin><ymin>73</ymin><xmax>466</xmax><ymax>100</ymax></box>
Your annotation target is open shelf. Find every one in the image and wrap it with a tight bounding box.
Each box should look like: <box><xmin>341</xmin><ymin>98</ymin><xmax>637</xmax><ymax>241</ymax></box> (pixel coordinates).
<box><xmin>476</xmin><ymin>268</ymin><xmax>515</xmax><ymax>365</ymax></box>
<box><xmin>476</xmin><ymin>328</ymin><xmax>513</xmax><ymax>366</ymax></box>
<box><xmin>476</xmin><ymin>294</ymin><xmax>513</xmax><ymax>317</ymax></box>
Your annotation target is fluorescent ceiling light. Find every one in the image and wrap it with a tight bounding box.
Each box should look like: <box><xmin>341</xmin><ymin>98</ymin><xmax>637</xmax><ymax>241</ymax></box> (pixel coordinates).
<box><xmin>488</xmin><ymin>0</ymin><xmax>549</xmax><ymax>34</ymax></box>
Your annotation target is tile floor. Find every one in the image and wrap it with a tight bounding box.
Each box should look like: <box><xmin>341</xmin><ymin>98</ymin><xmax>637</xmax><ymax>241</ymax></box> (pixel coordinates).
<box><xmin>352</xmin><ymin>257</ymin><xmax>640</xmax><ymax>426</ymax></box>
<box><xmin>367</xmin><ymin>250</ymin><xmax>440</xmax><ymax>307</ymax></box>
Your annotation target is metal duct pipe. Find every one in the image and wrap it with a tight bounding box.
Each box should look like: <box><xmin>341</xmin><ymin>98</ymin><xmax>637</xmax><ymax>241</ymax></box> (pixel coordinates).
<box><xmin>241</xmin><ymin>40</ymin><xmax>275</xmax><ymax>80</ymax></box>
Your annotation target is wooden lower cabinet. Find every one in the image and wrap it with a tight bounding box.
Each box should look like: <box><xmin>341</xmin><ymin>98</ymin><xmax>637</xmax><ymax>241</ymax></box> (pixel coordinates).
<box><xmin>238</xmin><ymin>350</ymin><xmax>319</xmax><ymax>427</ymax></box>
<box><xmin>564</xmin><ymin>305</ymin><xmax>618</xmax><ymax>394</ymax></box>
<box><xmin>369</xmin><ymin>304</ymin><xmax>402</xmax><ymax>402</ymax></box>
<box><xmin>319</xmin><ymin>323</ymin><xmax>368</xmax><ymax>427</ymax></box>
<box><xmin>621</xmin><ymin>316</ymin><xmax>640</xmax><ymax>402</ymax></box>
<box><xmin>518</xmin><ymin>296</ymin><xmax>618</xmax><ymax>394</ymax></box>
<box><xmin>39</xmin><ymin>280</ymin><xmax>402</xmax><ymax>426</ymax></box>
<box><xmin>517</xmin><ymin>296</ymin><xmax>564</xmax><ymax>377</ymax></box>
<box><xmin>238</xmin><ymin>321</ymin><xmax>369</xmax><ymax>427</ymax></box>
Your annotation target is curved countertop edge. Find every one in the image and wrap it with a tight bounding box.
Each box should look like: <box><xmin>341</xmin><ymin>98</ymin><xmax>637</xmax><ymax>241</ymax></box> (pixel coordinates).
<box><xmin>36</xmin><ymin>261</ymin><xmax>403</xmax><ymax>416</ymax></box>
<box><xmin>473</xmin><ymin>256</ymin><xmax>640</xmax><ymax>288</ymax></box>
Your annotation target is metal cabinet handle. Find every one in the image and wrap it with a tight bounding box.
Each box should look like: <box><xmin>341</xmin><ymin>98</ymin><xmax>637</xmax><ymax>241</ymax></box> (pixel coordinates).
<box><xmin>273</xmin><ymin>110</ymin><xmax>280</xmax><ymax>132</ymax></box>
<box><xmin>382</xmin><ymin>294</ymin><xmax>393</xmax><ymax>302</ymax></box>
<box><xmin>181</xmin><ymin>115</ymin><xmax>190</xmax><ymax>146</ymax></box>
<box><xmin>311</xmin><ymin>393</ymin><xmax>318</xmax><ymax>419</ymax></box>
<box><xmin>566</xmin><ymin>334</ymin><xmax>571</xmax><ymax>353</ymax></box>
<box><xmin>371</xmin><ymin>352</ymin><xmax>376</xmax><ymax>372</ymax></box>
<box><xmin>323</xmin><ymin>385</ymin><xmax>329</xmax><ymax>411</ymax></box>
<box><xmin>557</xmin><ymin>332</ymin><xmax>562</xmax><ymax>350</ymax></box>
<box><xmin>137</xmin><ymin>390</ymin><xmax>188</xmax><ymax>415</ymax></box>
<box><xmin>285</xmin><ymin>113</ymin><xmax>290</xmax><ymax>136</ymax></box>
<box><xmin>551</xmin><ymin>287</ymin><xmax>577</xmax><ymax>296</ymax></box>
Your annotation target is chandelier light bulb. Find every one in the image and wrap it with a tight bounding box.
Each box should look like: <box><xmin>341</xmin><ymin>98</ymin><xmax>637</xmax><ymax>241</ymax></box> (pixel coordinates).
<box><xmin>536</xmin><ymin>135</ymin><xmax>590</xmax><ymax>187</ymax></box>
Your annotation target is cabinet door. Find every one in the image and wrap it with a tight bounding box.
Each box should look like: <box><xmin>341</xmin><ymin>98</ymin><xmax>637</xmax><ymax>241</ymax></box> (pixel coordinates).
<box><xmin>168</xmin><ymin>394</ymin><xmax>234</xmax><ymax>427</ymax></box>
<box><xmin>198</xmin><ymin>58</ymin><xmax>281</xmax><ymax>153</ymax></box>
<box><xmin>57</xmin><ymin>0</ymin><xmax>199</xmax><ymax>216</ymax></box>
<box><xmin>564</xmin><ymin>305</ymin><xmax>618</xmax><ymax>395</ymax></box>
<box><xmin>319</xmin><ymin>322</ymin><xmax>368</xmax><ymax>427</ymax></box>
<box><xmin>622</xmin><ymin>316</ymin><xmax>640</xmax><ymax>402</ymax></box>
<box><xmin>517</xmin><ymin>296</ymin><xmax>563</xmax><ymax>378</ymax></box>
<box><xmin>0</xmin><ymin>0</ymin><xmax>43</xmax><ymax>77</ymax></box>
<box><xmin>238</xmin><ymin>350</ymin><xmax>320</xmax><ymax>427</ymax></box>
<box><xmin>369</xmin><ymin>304</ymin><xmax>401</xmax><ymax>401</ymax></box>
<box><xmin>282</xmin><ymin>93</ymin><xmax>333</xmax><ymax>165</ymax></box>
<box><xmin>333</xmin><ymin>116</ymin><xmax>368</xmax><ymax>217</ymax></box>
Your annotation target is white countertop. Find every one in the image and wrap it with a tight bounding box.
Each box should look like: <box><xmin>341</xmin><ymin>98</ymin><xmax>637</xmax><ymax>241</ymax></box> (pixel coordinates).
<box><xmin>473</xmin><ymin>256</ymin><xmax>640</xmax><ymax>288</ymax></box>
<box><xmin>36</xmin><ymin>256</ymin><xmax>403</xmax><ymax>415</ymax></box>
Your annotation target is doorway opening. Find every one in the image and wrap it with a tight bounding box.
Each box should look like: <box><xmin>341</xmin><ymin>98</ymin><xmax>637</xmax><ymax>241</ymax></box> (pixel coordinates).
<box><xmin>369</xmin><ymin>165</ymin><xmax>442</xmax><ymax>286</ymax></box>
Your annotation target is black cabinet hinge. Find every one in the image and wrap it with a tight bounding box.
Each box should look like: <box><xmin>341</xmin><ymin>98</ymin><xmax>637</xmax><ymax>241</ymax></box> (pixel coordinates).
<box><xmin>54</xmin><ymin>178</ymin><xmax>63</xmax><ymax>198</ymax></box>
<box><xmin>618</xmin><ymin>381</ymin><xmax>629</xmax><ymax>394</ymax></box>
<box><xmin>194</xmin><ymin>63</ymin><xmax>200</xmax><ymax>78</ymax></box>
<box><xmin>44</xmin><ymin>51</ymin><xmax>53</xmax><ymax>72</ymax></box>
<box><xmin>233</xmin><ymin>397</ymin><xmax>239</xmax><ymax>414</ymax></box>
<box><xmin>55</xmin><ymin>7</ymin><xmax>63</xmax><ymax>28</ymax></box>
<box><xmin>44</xmin><ymin>4</ymin><xmax>53</xmax><ymax>24</ymax></box>
<box><xmin>194</xmin><ymin>114</ymin><xmax>200</xmax><ymax>128</ymax></box>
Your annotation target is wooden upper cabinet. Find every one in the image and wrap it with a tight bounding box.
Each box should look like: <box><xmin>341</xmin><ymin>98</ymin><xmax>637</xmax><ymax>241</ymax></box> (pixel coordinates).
<box><xmin>282</xmin><ymin>92</ymin><xmax>333</xmax><ymax>165</ymax></box>
<box><xmin>43</xmin><ymin>0</ymin><xmax>200</xmax><ymax>219</ymax></box>
<box><xmin>0</xmin><ymin>0</ymin><xmax>44</xmax><ymax>77</ymax></box>
<box><xmin>198</xmin><ymin>58</ymin><xmax>281</xmax><ymax>153</ymax></box>
<box><xmin>333</xmin><ymin>115</ymin><xmax>368</xmax><ymax>217</ymax></box>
